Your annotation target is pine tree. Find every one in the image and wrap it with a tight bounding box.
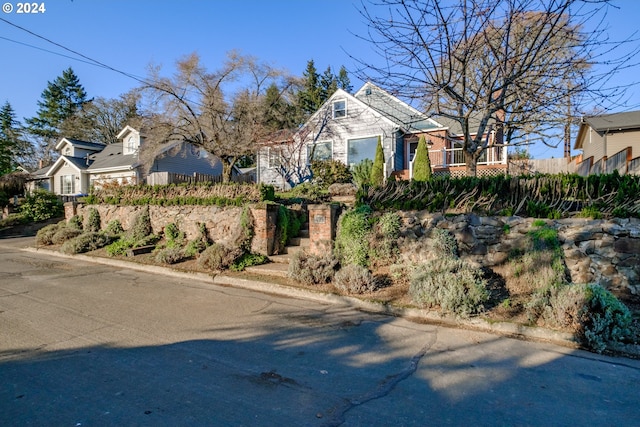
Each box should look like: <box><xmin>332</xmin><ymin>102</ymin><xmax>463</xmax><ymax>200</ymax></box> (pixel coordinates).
<box><xmin>319</xmin><ymin>66</ymin><xmax>338</xmax><ymax>102</ymax></box>
<box><xmin>337</xmin><ymin>66</ymin><xmax>352</xmax><ymax>93</ymax></box>
<box><xmin>298</xmin><ymin>60</ymin><xmax>322</xmax><ymax>116</ymax></box>
<box><xmin>262</xmin><ymin>83</ymin><xmax>297</xmax><ymax>131</ymax></box>
<box><xmin>412</xmin><ymin>135</ymin><xmax>432</xmax><ymax>181</ymax></box>
<box><xmin>0</xmin><ymin>101</ymin><xmax>30</xmax><ymax>174</ymax></box>
<box><xmin>26</xmin><ymin>68</ymin><xmax>88</xmax><ymax>160</ymax></box>
<box><xmin>369</xmin><ymin>136</ymin><xmax>385</xmax><ymax>186</ymax></box>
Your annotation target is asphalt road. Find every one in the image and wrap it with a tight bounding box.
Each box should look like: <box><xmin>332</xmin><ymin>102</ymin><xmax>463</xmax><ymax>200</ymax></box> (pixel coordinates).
<box><xmin>1</xmin><ymin>236</ymin><xmax>639</xmax><ymax>426</ymax></box>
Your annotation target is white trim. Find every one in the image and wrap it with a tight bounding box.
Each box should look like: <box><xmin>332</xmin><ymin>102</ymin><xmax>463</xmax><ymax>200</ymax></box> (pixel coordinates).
<box><xmin>45</xmin><ymin>155</ymin><xmax>85</xmax><ymax>177</ymax></box>
<box><xmin>307</xmin><ymin>140</ymin><xmax>333</xmax><ymax>162</ymax></box>
<box><xmin>346</xmin><ymin>134</ymin><xmax>383</xmax><ymax>166</ymax></box>
<box><xmin>116</xmin><ymin>125</ymin><xmax>139</xmax><ymax>140</ymax></box>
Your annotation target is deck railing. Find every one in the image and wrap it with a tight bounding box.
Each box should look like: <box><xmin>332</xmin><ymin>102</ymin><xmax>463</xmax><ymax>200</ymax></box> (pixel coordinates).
<box><xmin>410</xmin><ymin>146</ymin><xmax>507</xmax><ymax>178</ymax></box>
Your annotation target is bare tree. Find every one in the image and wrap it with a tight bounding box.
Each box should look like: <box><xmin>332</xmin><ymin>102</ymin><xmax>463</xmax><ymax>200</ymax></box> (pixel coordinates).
<box><xmin>140</xmin><ymin>51</ymin><xmax>286</xmax><ymax>182</ymax></box>
<box><xmin>356</xmin><ymin>0</ymin><xmax>638</xmax><ymax>174</ymax></box>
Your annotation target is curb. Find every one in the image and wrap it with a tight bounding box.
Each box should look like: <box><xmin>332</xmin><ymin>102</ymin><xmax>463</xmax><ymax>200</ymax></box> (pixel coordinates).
<box><xmin>19</xmin><ymin>245</ymin><xmax>583</xmax><ymax>350</ymax></box>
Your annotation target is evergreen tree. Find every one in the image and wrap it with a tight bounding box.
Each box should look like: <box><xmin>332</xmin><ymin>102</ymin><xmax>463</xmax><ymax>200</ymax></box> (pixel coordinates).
<box><xmin>319</xmin><ymin>66</ymin><xmax>338</xmax><ymax>102</ymax></box>
<box><xmin>0</xmin><ymin>101</ymin><xmax>31</xmax><ymax>174</ymax></box>
<box><xmin>26</xmin><ymin>68</ymin><xmax>88</xmax><ymax>160</ymax></box>
<box><xmin>412</xmin><ymin>135</ymin><xmax>432</xmax><ymax>181</ymax></box>
<box><xmin>262</xmin><ymin>83</ymin><xmax>297</xmax><ymax>131</ymax></box>
<box><xmin>337</xmin><ymin>65</ymin><xmax>353</xmax><ymax>93</ymax></box>
<box><xmin>369</xmin><ymin>136</ymin><xmax>385</xmax><ymax>186</ymax></box>
<box><xmin>298</xmin><ymin>60</ymin><xmax>322</xmax><ymax>116</ymax></box>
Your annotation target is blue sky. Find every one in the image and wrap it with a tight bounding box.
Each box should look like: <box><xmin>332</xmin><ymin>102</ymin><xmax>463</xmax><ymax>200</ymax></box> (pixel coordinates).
<box><xmin>1</xmin><ymin>0</ymin><xmax>639</xmax><ymax>159</ymax></box>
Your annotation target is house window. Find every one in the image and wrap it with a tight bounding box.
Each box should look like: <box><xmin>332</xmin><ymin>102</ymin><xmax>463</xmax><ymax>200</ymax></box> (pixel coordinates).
<box><xmin>333</xmin><ymin>100</ymin><xmax>346</xmax><ymax>118</ymax></box>
<box><xmin>125</xmin><ymin>136</ymin><xmax>137</xmax><ymax>154</ymax></box>
<box><xmin>347</xmin><ymin>136</ymin><xmax>380</xmax><ymax>167</ymax></box>
<box><xmin>307</xmin><ymin>141</ymin><xmax>332</xmax><ymax>162</ymax></box>
<box><xmin>60</xmin><ymin>175</ymin><xmax>75</xmax><ymax>194</ymax></box>
<box><xmin>268</xmin><ymin>148</ymin><xmax>281</xmax><ymax>169</ymax></box>
<box><xmin>64</xmin><ymin>147</ymin><xmax>71</xmax><ymax>156</ymax></box>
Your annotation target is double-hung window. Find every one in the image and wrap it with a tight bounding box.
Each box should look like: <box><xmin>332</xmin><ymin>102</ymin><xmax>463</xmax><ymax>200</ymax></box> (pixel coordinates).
<box><xmin>268</xmin><ymin>148</ymin><xmax>281</xmax><ymax>169</ymax></box>
<box><xmin>333</xmin><ymin>100</ymin><xmax>346</xmax><ymax>119</ymax></box>
<box><xmin>60</xmin><ymin>175</ymin><xmax>75</xmax><ymax>194</ymax></box>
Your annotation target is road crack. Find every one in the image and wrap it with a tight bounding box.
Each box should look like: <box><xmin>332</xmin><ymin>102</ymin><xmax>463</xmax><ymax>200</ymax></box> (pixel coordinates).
<box><xmin>320</xmin><ymin>330</ymin><xmax>438</xmax><ymax>426</ymax></box>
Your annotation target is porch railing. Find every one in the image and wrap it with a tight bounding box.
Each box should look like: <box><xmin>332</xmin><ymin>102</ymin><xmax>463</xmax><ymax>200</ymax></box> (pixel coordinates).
<box><xmin>410</xmin><ymin>146</ymin><xmax>507</xmax><ymax>178</ymax></box>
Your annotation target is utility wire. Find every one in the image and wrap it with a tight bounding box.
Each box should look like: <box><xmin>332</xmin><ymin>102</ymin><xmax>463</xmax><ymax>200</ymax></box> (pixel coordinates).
<box><xmin>0</xmin><ymin>17</ymin><xmax>150</xmax><ymax>86</ymax></box>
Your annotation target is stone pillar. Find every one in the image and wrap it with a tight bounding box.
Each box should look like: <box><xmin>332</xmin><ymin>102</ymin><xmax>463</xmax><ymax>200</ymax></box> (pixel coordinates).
<box><xmin>64</xmin><ymin>201</ymin><xmax>79</xmax><ymax>221</ymax></box>
<box><xmin>250</xmin><ymin>204</ymin><xmax>278</xmax><ymax>256</ymax></box>
<box><xmin>308</xmin><ymin>204</ymin><xmax>341</xmax><ymax>256</ymax></box>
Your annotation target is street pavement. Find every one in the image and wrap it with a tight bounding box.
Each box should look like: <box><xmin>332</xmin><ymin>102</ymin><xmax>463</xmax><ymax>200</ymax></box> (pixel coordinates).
<box><xmin>1</xmin><ymin>236</ymin><xmax>639</xmax><ymax>426</ymax></box>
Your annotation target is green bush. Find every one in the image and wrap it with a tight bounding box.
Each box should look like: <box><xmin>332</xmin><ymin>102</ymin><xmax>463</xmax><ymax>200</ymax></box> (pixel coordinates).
<box><xmin>409</xmin><ymin>257</ymin><xmax>489</xmax><ymax>317</ymax></box>
<box><xmin>369</xmin><ymin>136</ymin><xmax>385</xmax><ymax>186</ymax></box>
<box><xmin>20</xmin><ymin>190</ymin><xmax>63</xmax><ymax>222</ymax></box>
<box><xmin>258</xmin><ymin>183</ymin><xmax>275</xmax><ymax>202</ymax></box>
<box><xmin>129</xmin><ymin>206</ymin><xmax>152</xmax><ymax>242</ymax></box>
<box><xmin>197</xmin><ymin>243</ymin><xmax>242</xmax><ymax>271</ymax></box>
<box><xmin>60</xmin><ymin>232</ymin><xmax>112</xmax><ymax>254</ymax></box>
<box><xmin>163</xmin><ymin>222</ymin><xmax>184</xmax><ymax>248</ymax></box>
<box><xmin>0</xmin><ymin>212</ymin><xmax>28</xmax><ymax>228</ymax></box>
<box><xmin>68</xmin><ymin>215</ymin><xmax>83</xmax><ymax>231</ymax></box>
<box><xmin>412</xmin><ymin>135</ymin><xmax>432</xmax><ymax>182</ymax></box>
<box><xmin>230</xmin><ymin>252</ymin><xmax>269</xmax><ymax>271</ymax></box>
<box><xmin>311</xmin><ymin>159</ymin><xmax>352</xmax><ymax>188</ymax></box>
<box><xmin>581</xmin><ymin>284</ymin><xmax>632</xmax><ymax>352</ymax></box>
<box><xmin>84</xmin><ymin>207</ymin><xmax>101</xmax><ymax>233</ymax></box>
<box><xmin>334</xmin><ymin>205</ymin><xmax>372</xmax><ymax>267</ymax></box>
<box><xmin>104</xmin><ymin>219</ymin><xmax>124</xmax><ymax>237</ymax></box>
<box><xmin>155</xmin><ymin>246</ymin><xmax>186</xmax><ymax>264</ymax></box>
<box><xmin>288</xmin><ymin>250</ymin><xmax>339</xmax><ymax>285</ymax></box>
<box><xmin>35</xmin><ymin>222</ymin><xmax>63</xmax><ymax>246</ymax></box>
<box><xmin>432</xmin><ymin>228</ymin><xmax>459</xmax><ymax>258</ymax></box>
<box><xmin>334</xmin><ymin>264</ymin><xmax>378</xmax><ymax>294</ymax></box>
<box><xmin>51</xmin><ymin>226</ymin><xmax>82</xmax><ymax>245</ymax></box>
<box><xmin>106</xmin><ymin>238</ymin><xmax>135</xmax><ymax>257</ymax></box>
<box><xmin>351</xmin><ymin>159</ymin><xmax>373</xmax><ymax>188</ymax></box>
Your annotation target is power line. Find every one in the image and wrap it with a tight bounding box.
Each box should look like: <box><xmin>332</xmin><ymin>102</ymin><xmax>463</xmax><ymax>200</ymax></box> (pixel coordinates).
<box><xmin>0</xmin><ymin>17</ymin><xmax>150</xmax><ymax>86</ymax></box>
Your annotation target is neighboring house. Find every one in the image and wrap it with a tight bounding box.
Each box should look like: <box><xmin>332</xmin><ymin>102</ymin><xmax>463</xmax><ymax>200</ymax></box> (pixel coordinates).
<box><xmin>257</xmin><ymin>82</ymin><xmax>507</xmax><ymax>189</ymax></box>
<box><xmin>574</xmin><ymin>110</ymin><xmax>640</xmax><ymax>176</ymax></box>
<box><xmin>35</xmin><ymin>126</ymin><xmax>224</xmax><ymax>196</ymax></box>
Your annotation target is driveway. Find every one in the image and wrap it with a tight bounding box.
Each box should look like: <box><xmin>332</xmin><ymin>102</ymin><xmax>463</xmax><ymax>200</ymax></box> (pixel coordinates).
<box><xmin>1</xmin><ymin>237</ymin><xmax>639</xmax><ymax>426</ymax></box>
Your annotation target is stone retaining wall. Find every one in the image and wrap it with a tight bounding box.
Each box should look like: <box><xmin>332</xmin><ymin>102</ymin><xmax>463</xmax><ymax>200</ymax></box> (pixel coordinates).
<box><xmin>67</xmin><ymin>203</ymin><xmax>278</xmax><ymax>256</ymax></box>
<box><xmin>399</xmin><ymin>212</ymin><xmax>640</xmax><ymax>294</ymax></box>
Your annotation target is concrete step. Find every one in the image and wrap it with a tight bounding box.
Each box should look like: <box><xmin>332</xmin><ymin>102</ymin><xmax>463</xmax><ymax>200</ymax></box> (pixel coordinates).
<box><xmin>269</xmin><ymin>254</ymin><xmax>292</xmax><ymax>264</ymax></box>
<box><xmin>288</xmin><ymin>236</ymin><xmax>310</xmax><ymax>247</ymax></box>
<box><xmin>244</xmin><ymin>262</ymin><xmax>289</xmax><ymax>278</ymax></box>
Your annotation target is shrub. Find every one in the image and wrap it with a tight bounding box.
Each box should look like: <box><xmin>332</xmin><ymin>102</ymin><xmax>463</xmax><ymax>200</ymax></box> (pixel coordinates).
<box><xmin>35</xmin><ymin>222</ymin><xmax>63</xmax><ymax>246</ymax></box>
<box><xmin>129</xmin><ymin>206</ymin><xmax>152</xmax><ymax>242</ymax></box>
<box><xmin>311</xmin><ymin>159</ymin><xmax>352</xmax><ymax>188</ymax></box>
<box><xmin>369</xmin><ymin>136</ymin><xmax>385</xmax><ymax>186</ymax></box>
<box><xmin>106</xmin><ymin>238</ymin><xmax>135</xmax><ymax>257</ymax></box>
<box><xmin>163</xmin><ymin>222</ymin><xmax>185</xmax><ymax>249</ymax></box>
<box><xmin>184</xmin><ymin>222</ymin><xmax>210</xmax><ymax>257</ymax></box>
<box><xmin>51</xmin><ymin>226</ymin><xmax>82</xmax><ymax>245</ymax></box>
<box><xmin>68</xmin><ymin>215</ymin><xmax>83</xmax><ymax>231</ymax></box>
<box><xmin>0</xmin><ymin>212</ymin><xmax>28</xmax><ymax>228</ymax></box>
<box><xmin>20</xmin><ymin>190</ymin><xmax>64</xmax><ymax>222</ymax></box>
<box><xmin>368</xmin><ymin>212</ymin><xmax>402</xmax><ymax>267</ymax></box>
<box><xmin>351</xmin><ymin>159</ymin><xmax>373</xmax><ymax>188</ymax></box>
<box><xmin>334</xmin><ymin>264</ymin><xmax>378</xmax><ymax>294</ymax></box>
<box><xmin>412</xmin><ymin>135</ymin><xmax>432</xmax><ymax>182</ymax></box>
<box><xmin>334</xmin><ymin>205</ymin><xmax>372</xmax><ymax>267</ymax></box>
<box><xmin>581</xmin><ymin>284</ymin><xmax>632</xmax><ymax>353</ymax></box>
<box><xmin>60</xmin><ymin>232</ymin><xmax>112</xmax><ymax>254</ymax></box>
<box><xmin>409</xmin><ymin>257</ymin><xmax>489</xmax><ymax>317</ymax></box>
<box><xmin>155</xmin><ymin>246</ymin><xmax>186</xmax><ymax>264</ymax></box>
<box><xmin>84</xmin><ymin>208</ymin><xmax>102</xmax><ymax>233</ymax></box>
<box><xmin>432</xmin><ymin>228</ymin><xmax>458</xmax><ymax>258</ymax></box>
<box><xmin>288</xmin><ymin>250</ymin><xmax>339</xmax><ymax>285</ymax></box>
<box><xmin>104</xmin><ymin>219</ymin><xmax>124</xmax><ymax>237</ymax></box>
<box><xmin>230</xmin><ymin>253</ymin><xmax>269</xmax><ymax>271</ymax></box>
<box><xmin>258</xmin><ymin>183</ymin><xmax>275</xmax><ymax>202</ymax></box>
<box><xmin>197</xmin><ymin>243</ymin><xmax>242</xmax><ymax>271</ymax></box>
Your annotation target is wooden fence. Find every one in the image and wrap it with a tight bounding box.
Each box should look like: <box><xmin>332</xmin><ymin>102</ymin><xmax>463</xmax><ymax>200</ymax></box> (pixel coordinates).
<box><xmin>145</xmin><ymin>171</ymin><xmax>255</xmax><ymax>186</ymax></box>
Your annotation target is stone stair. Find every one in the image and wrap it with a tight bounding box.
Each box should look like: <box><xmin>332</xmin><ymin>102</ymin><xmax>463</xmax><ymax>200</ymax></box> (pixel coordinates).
<box><xmin>244</xmin><ymin>223</ymin><xmax>309</xmax><ymax>278</ymax></box>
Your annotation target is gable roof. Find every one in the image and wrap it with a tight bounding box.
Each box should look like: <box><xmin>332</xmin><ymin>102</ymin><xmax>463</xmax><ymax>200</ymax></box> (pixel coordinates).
<box><xmin>583</xmin><ymin>110</ymin><xmax>640</xmax><ymax>132</ymax></box>
<box><xmin>354</xmin><ymin>82</ymin><xmax>443</xmax><ymax>132</ymax></box>
<box><xmin>87</xmin><ymin>142</ymin><xmax>137</xmax><ymax>172</ymax></box>
<box><xmin>574</xmin><ymin>110</ymin><xmax>640</xmax><ymax>150</ymax></box>
<box><xmin>45</xmin><ymin>155</ymin><xmax>90</xmax><ymax>177</ymax></box>
<box><xmin>55</xmin><ymin>137</ymin><xmax>105</xmax><ymax>152</ymax></box>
